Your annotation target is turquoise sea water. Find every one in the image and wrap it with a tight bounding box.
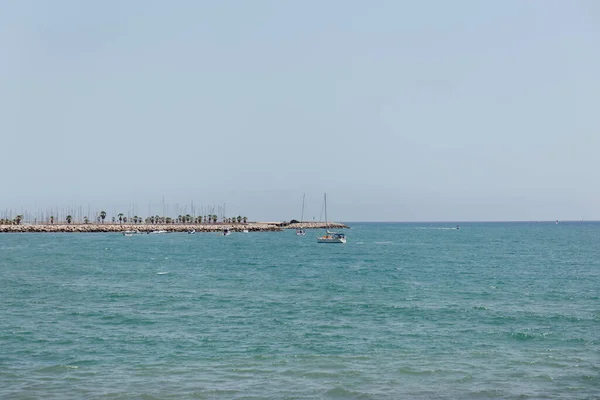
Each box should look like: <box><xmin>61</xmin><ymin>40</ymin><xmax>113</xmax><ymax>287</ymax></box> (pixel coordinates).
<box><xmin>1</xmin><ymin>222</ymin><xmax>599</xmax><ymax>399</ymax></box>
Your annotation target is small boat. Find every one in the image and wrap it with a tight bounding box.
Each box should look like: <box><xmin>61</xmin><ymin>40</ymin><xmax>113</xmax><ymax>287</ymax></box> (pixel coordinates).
<box><xmin>150</xmin><ymin>230</ymin><xmax>167</xmax><ymax>234</ymax></box>
<box><xmin>317</xmin><ymin>230</ymin><xmax>346</xmax><ymax>243</ymax></box>
<box><xmin>187</xmin><ymin>229</ymin><xmax>195</xmax><ymax>234</ymax></box>
<box><xmin>317</xmin><ymin>194</ymin><xmax>346</xmax><ymax>244</ymax></box>
<box><xmin>242</xmin><ymin>229</ymin><xmax>249</xmax><ymax>233</ymax></box>
<box><xmin>456</xmin><ymin>225</ymin><xmax>460</xmax><ymax>230</ymax></box>
<box><xmin>123</xmin><ymin>233</ymin><xmax>133</xmax><ymax>237</ymax></box>
<box><xmin>122</xmin><ymin>230</ymin><xmax>139</xmax><ymax>236</ymax></box>
<box><xmin>222</xmin><ymin>228</ymin><xmax>231</xmax><ymax>236</ymax></box>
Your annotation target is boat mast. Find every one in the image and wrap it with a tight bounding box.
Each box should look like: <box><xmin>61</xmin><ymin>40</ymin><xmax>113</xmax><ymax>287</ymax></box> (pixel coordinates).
<box><xmin>301</xmin><ymin>193</ymin><xmax>305</xmax><ymax>226</ymax></box>
<box><xmin>324</xmin><ymin>193</ymin><xmax>328</xmax><ymax>229</ymax></box>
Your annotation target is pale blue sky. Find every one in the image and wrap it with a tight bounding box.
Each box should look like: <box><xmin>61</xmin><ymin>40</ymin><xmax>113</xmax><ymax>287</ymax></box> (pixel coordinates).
<box><xmin>1</xmin><ymin>0</ymin><xmax>599</xmax><ymax>221</ymax></box>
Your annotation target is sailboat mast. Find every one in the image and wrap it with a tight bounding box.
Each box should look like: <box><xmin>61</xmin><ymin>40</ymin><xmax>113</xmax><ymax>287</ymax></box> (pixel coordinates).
<box><xmin>301</xmin><ymin>193</ymin><xmax>305</xmax><ymax>223</ymax></box>
<box><xmin>324</xmin><ymin>193</ymin><xmax>328</xmax><ymax>228</ymax></box>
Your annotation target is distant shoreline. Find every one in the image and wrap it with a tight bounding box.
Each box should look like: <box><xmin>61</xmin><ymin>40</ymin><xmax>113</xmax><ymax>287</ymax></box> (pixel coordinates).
<box><xmin>0</xmin><ymin>221</ymin><xmax>349</xmax><ymax>233</ymax></box>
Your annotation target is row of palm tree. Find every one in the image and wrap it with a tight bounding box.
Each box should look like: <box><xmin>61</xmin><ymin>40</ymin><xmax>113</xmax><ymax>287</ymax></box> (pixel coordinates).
<box><xmin>1</xmin><ymin>215</ymin><xmax>93</xmax><ymax>225</ymax></box>
<box><xmin>0</xmin><ymin>211</ymin><xmax>249</xmax><ymax>225</ymax></box>
<box><xmin>0</xmin><ymin>215</ymin><xmax>23</xmax><ymax>225</ymax></box>
<box><xmin>1</xmin><ymin>215</ymin><xmax>69</xmax><ymax>225</ymax></box>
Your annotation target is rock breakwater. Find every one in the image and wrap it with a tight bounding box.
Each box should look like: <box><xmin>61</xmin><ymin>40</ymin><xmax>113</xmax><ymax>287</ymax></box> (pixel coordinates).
<box><xmin>0</xmin><ymin>221</ymin><xmax>349</xmax><ymax>233</ymax></box>
<box><xmin>284</xmin><ymin>222</ymin><xmax>349</xmax><ymax>230</ymax></box>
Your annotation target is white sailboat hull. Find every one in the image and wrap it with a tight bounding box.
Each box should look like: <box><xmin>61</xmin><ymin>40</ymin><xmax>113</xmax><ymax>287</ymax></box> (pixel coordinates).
<box><xmin>317</xmin><ymin>236</ymin><xmax>346</xmax><ymax>243</ymax></box>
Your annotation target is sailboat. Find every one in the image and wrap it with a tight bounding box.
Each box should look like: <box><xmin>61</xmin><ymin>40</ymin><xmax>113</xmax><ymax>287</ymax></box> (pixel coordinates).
<box><xmin>317</xmin><ymin>193</ymin><xmax>346</xmax><ymax>244</ymax></box>
<box><xmin>296</xmin><ymin>193</ymin><xmax>306</xmax><ymax>236</ymax></box>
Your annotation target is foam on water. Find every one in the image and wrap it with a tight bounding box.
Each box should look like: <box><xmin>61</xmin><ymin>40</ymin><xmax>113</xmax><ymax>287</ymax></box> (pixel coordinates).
<box><xmin>1</xmin><ymin>223</ymin><xmax>599</xmax><ymax>399</ymax></box>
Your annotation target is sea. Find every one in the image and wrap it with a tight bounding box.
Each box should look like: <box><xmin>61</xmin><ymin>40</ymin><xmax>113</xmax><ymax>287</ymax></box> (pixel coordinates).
<box><xmin>1</xmin><ymin>222</ymin><xmax>599</xmax><ymax>399</ymax></box>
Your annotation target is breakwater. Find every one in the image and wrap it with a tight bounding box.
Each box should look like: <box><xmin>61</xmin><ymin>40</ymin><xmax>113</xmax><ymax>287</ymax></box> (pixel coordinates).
<box><xmin>0</xmin><ymin>222</ymin><xmax>349</xmax><ymax>233</ymax></box>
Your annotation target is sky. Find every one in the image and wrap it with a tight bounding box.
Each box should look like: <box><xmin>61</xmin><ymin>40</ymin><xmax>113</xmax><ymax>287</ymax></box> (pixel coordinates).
<box><xmin>1</xmin><ymin>0</ymin><xmax>599</xmax><ymax>221</ymax></box>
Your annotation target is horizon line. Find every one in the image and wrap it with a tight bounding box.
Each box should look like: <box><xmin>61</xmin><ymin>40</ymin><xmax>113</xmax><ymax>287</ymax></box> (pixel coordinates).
<box><xmin>342</xmin><ymin>219</ymin><xmax>594</xmax><ymax>223</ymax></box>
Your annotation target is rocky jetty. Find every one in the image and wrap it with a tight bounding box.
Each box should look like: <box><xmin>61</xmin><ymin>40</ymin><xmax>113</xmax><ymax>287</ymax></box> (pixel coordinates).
<box><xmin>284</xmin><ymin>222</ymin><xmax>349</xmax><ymax>230</ymax></box>
<box><xmin>0</xmin><ymin>221</ymin><xmax>349</xmax><ymax>233</ymax></box>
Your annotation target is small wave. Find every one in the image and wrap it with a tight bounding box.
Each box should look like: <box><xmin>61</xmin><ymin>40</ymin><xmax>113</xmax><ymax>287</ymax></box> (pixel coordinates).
<box><xmin>455</xmin><ymin>373</ymin><xmax>473</xmax><ymax>383</ymax></box>
<box><xmin>398</xmin><ymin>366</ymin><xmax>444</xmax><ymax>375</ymax></box>
<box><xmin>35</xmin><ymin>364</ymin><xmax>79</xmax><ymax>373</ymax></box>
<box><xmin>324</xmin><ymin>387</ymin><xmax>369</xmax><ymax>398</ymax></box>
<box><xmin>508</xmin><ymin>331</ymin><xmax>553</xmax><ymax>341</ymax></box>
<box><xmin>416</xmin><ymin>227</ymin><xmax>457</xmax><ymax>230</ymax></box>
<box><xmin>157</xmin><ymin>272</ymin><xmax>169</xmax><ymax>275</ymax></box>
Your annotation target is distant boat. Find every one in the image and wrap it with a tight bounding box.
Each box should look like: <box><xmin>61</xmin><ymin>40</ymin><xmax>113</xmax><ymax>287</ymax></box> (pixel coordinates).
<box><xmin>317</xmin><ymin>193</ymin><xmax>346</xmax><ymax>244</ymax></box>
<box><xmin>222</xmin><ymin>228</ymin><xmax>231</xmax><ymax>236</ymax></box>
<box><xmin>456</xmin><ymin>225</ymin><xmax>460</xmax><ymax>230</ymax></box>
<box><xmin>122</xmin><ymin>230</ymin><xmax>139</xmax><ymax>236</ymax></box>
<box><xmin>150</xmin><ymin>230</ymin><xmax>167</xmax><ymax>234</ymax></box>
<box><xmin>187</xmin><ymin>229</ymin><xmax>195</xmax><ymax>234</ymax></box>
<box><xmin>243</xmin><ymin>229</ymin><xmax>249</xmax><ymax>233</ymax></box>
<box><xmin>296</xmin><ymin>193</ymin><xmax>307</xmax><ymax>236</ymax></box>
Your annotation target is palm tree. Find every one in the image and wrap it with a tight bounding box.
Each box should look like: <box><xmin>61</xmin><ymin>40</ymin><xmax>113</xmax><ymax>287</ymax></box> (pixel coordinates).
<box><xmin>243</xmin><ymin>216</ymin><xmax>248</xmax><ymax>224</ymax></box>
<box><xmin>237</xmin><ymin>215</ymin><xmax>242</xmax><ymax>224</ymax></box>
<box><xmin>185</xmin><ymin>214</ymin><xmax>192</xmax><ymax>224</ymax></box>
<box><xmin>117</xmin><ymin>213</ymin><xmax>124</xmax><ymax>224</ymax></box>
<box><xmin>50</xmin><ymin>216</ymin><xmax>54</xmax><ymax>224</ymax></box>
<box><xmin>100</xmin><ymin>210</ymin><xmax>107</xmax><ymax>224</ymax></box>
<box><xmin>123</xmin><ymin>217</ymin><xmax>128</xmax><ymax>223</ymax></box>
<box><xmin>112</xmin><ymin>216</ymin><xmax>116</xmax><ymax>223</ymax></box>
<box><xmin>84</xmin><ymin>216</ymin><xmax>89</xmax><ymax>224</ymax></box>
<box><xmin>66</xmin><ymin>215</ymin><xmax>73</xmax><ymax>224</ymax></box>
<box><xmin>15</xmin><ymin>215</ymin><xmax>23</xmax><ymax>225</ymax></box>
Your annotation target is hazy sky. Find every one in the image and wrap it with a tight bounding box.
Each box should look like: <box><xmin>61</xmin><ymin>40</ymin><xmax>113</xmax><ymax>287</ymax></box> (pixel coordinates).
<box><xmin>1</xmin><ymin>0</ymin><xmax>599</xmax><ymax>221</ymax></box>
